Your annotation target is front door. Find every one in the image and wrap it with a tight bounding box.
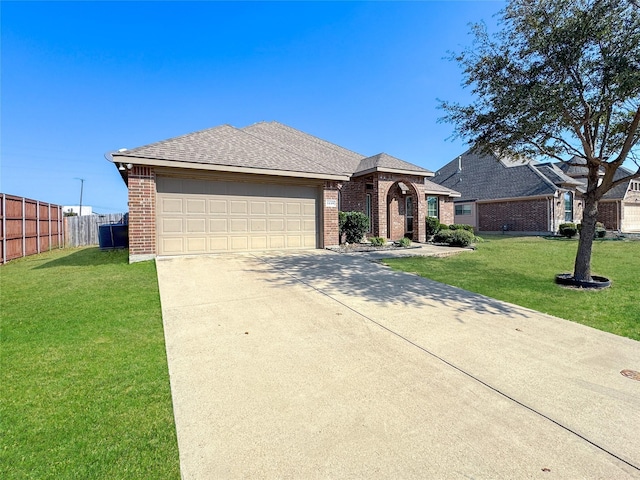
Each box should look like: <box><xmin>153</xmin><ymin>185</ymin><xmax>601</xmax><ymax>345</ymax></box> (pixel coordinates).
<box><xmin>406</xmin><ymin>196</ymin><xmax>414</xmax><ymax>238</ymax></box>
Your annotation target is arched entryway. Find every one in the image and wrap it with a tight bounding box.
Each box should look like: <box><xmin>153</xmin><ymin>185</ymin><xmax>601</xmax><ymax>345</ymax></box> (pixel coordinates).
<box><xmin>386</xmin><ymin>181</ymin><xmax>418</xmax><ymax>241</ymax></box>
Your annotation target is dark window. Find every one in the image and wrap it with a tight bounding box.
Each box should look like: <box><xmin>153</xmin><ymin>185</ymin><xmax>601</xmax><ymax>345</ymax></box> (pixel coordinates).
<box><xmin>455</xmin><ymin>204</ymin><xmax>472</xmax><ymax>216</ymax></box>
<box><xmin>564</xmin><ymin>192</ymin><xmax>573</xmax><ymax>222</ymax></box>
<box><xmin>406</xmin><ymin>196</ymin><xmax>414</xmax><ymax>233</ymax></box>
<box><xmin>365</xmin><ymin>194</ymin><xmax>372</xmax><ymax>232</ymax></box>
<box><xmin>427</xmin><ymin>196</ymin><xmax>439</xmax><ymax>218</ymax></box>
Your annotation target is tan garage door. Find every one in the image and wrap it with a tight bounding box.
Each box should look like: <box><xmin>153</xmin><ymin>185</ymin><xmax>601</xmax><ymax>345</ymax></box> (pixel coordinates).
<box><xmin>622</xmin><ymin>204</ymin><xmax>640</xmax><ymax>232</ymax></box>
<box><xmin>157</xmin><ymin>176</ymin><xmax>318</xmax><ymax>255</ymax></box>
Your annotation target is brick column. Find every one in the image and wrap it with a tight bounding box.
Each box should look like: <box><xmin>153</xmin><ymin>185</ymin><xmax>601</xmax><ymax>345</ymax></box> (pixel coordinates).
<box><xmin>323</xmin><ymin>181</ymin><xmax>340</xmax><ymax>247</ymax></box>
<box><xmin>128</xmin><ymin>166</ymin><xmax>156</xmax><ymax>263</ymax></box>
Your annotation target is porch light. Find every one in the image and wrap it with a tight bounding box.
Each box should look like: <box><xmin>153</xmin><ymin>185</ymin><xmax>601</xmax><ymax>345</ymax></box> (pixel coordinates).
<box><xmin>398</xmin><ymin>182</ymin><xmax>409</xmax><ymax>195</ymax></box>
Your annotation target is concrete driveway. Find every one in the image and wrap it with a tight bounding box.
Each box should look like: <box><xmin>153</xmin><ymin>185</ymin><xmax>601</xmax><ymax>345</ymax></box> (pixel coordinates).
<box><xmin>156</xmin><ymin>250</ymin><xmax>640</xmax><ymax>479</ymax></box>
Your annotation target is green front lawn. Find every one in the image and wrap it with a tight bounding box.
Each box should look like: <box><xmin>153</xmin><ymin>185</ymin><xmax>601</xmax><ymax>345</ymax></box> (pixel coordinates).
<box><xmin>1</xmin><ymin>248</ymin><xmax>180</xmax><ymax>479</ymax></box>
<box><xmin>384</xmin><ymin>235</ymin><xmax>640</xmax><ymax>341</ymax></box>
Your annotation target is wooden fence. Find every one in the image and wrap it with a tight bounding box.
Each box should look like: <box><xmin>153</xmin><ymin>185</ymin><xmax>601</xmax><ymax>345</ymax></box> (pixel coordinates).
<box><xmin>0</xmin><ymin>194</ymin><xmax>64</xmax><ymax>264</ymax></box>
<box><xmin>65</xmin><ymin>213</ymin><xmax>127</xmax><ymax>247</ymax></box>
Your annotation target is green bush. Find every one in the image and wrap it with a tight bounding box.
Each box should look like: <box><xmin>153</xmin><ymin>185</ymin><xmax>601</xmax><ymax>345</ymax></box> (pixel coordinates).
<box><xmin>433</xmin><ymin>229</ymin><xmax>454</xmax><ymax>244</ymax></box>
<box><xmin>425</xmin><ymin>217</ymin><xmax>441</xmax><ymax>237</ymax></box>
<box><xmin>339</xmin><ymin>211</ymin><xmax>370</xmax><ymax>244</ymax></box>
<box><xmin>449</xmin><ymin>229</ymin><xmax>475</xmax><ymax>247</ymax></box>
<box><xmin>396</xmin><ymin>237</ymin><xmax>411</xmax><ymax>247</ymax></box>
<box><xmin>577</xmin><ymin>222</ymin><xmax>606</xmax><ymax>239</ymax></box>
<box><xmin>448</xmin><ymin>224</ymin><xmax>474</xmax><ymax>232</ymax></box>
<box><xmin>369</xmin><ymin>236</ymin><xmax>386</xmax><ymax>247</ymax></box>
<box><xmin>433</xmin><ymin>229</ymin><xmax>474</xmax><ymax>247</ymax></box>
<box><xmin>559</xmin><ymin>222</ymin><xmax>578</xmax><ymax>238</ymax></box>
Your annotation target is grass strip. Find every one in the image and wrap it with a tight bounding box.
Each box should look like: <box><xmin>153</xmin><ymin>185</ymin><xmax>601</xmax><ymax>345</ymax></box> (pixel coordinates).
<box><xmin>1</xmin><ymin>248</ymin><xmax>180</xmax><ymax>479</ymax></box>
<box><xmin>384</xmin><ymin>235</ymin><xmax>639</xmax><ymax>341</ymax></box>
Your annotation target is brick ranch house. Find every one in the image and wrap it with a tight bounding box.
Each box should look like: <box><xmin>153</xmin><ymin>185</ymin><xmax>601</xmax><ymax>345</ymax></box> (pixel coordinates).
<box><xmin>556</xmin><ymin>157</ymin><xmax>640</xmax><ymax>233</ymax></box>
<box><xmin>433</xmin><ymin>150</ymin><xmax>640</xmax><ymax>234</ymax></box>
<box><xmin>432</xmin><ymin>150</ymin><xmax>586</xmax><ymax>234</ymax></box>
<box><xmin>107</xmin><ymin>122</ymin><xmax>460</xmax><ymax>262</ymax></box>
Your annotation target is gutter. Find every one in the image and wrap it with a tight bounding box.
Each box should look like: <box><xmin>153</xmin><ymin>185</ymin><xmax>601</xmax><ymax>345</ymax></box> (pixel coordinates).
<box><xmin>108</xmin><ymin>154</ymin><xmax>351</xmax><ymax>182</ymax></box>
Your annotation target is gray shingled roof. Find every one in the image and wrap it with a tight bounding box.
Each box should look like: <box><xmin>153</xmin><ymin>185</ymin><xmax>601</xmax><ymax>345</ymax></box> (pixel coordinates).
<box><xmin>115</xmin><ymin>124</ymin><xmax>346</xmax><ymax>177</ymax></box>
<box><xmin>424</xmin><ymin>178</ymin><xmax>460</xmax><ymax>196</ymax></box>
<box><xmin>432</xmin><ymin>150</ymin><xmax>558</xmax><ymax>202</ymax></box>
<box><xmin>241</xmin><ymin>121</ymin><xmax>364</xmax><ymax>175</ymax></box>
<box><xmin>534</xmin><ymin>164</ymin><xmax>583</xmax><ymax>187</ymax></box>
<box><xmin>354</xmin><ymin>153</ymin><xmax>432</xmax><ymax>176</ymax></box>
<box><xmin>556</xmin><ymin>158</ymin><xmax>635</xmax><ymax>200</ymax></box>
<box><xmin>114</xmin><ymin>121</ymin><xmax>439</xmax><ymax>181</ymax></box>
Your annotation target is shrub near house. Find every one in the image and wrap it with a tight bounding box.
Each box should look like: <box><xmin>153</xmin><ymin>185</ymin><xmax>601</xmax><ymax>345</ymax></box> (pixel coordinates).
<box><xmin>433</xmin><ymin>224</ymin><xmax>475</xmax><ymax>247</ymax></box>
<box><xmin>339</xmin><ymin>211</ymin><xmax>370</xmax><ymax>244</ymax></box>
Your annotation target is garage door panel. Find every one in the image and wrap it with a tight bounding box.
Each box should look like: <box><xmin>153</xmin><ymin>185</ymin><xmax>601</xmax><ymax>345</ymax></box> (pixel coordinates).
<box><xmin>269</xmin><ymin>202</ymin><xmax>285</xmax><ymax>215</ymax></box>
<box><xmin>210</xmin><ymin>219</ymin><xmax>227</xmax><ymax>233</ymax></box>
<box><xmin>250</xmin><ymin>219</ymin><xmax>267</xmax><ymax>232</ymax></box>
<box><xmin>303</xmin><ymin>219</ymin><xmax>315</xmax><ymax>232</ymax></box>
<box><xmin>209</xmin><ymin>200</ymin><xmax>227</xmax><ymax>214</ymax></box>
<box><xmin>157</xmin><ymin>177</ymin><xmax>318</xmax><ymax>254</ymax></box>
<box><xmin>230</xmin><ymin>219</ymin><xmax>248</xmax><ymax>232</ymax></box>
<box><xmin>161</xmin><ymin>218</ymin><xmax>183</xmax><ymax>234</ymax></box>
<box><xmin>230</xmin><ymin>201</ymin><xmax>248</xmax><ymax>214</ymax></box>
<box><xmin>186</xmin><ymin>199</ymin><xmax>206</xmax><ymax>214</ymax></box>
<box><xmin>287</xmin><ymin>203</ymin><xmax>301</xmax><ymax>215</ymax></box>
<box><xmin>303</xmin><ymin>203</ymin><xmax>315</xmax><ymax>216</ymax></box>
<box><xmin>623</xmin><ymin>204</ymin><xmax>640</xmax><ymax>232</ymax></box>
<box><xmin>209</xmin><ymin>237</ymin><xmax>228</xmax><ymax>251</ymax></box>
<box><xmin>269</xmin><ymin>236</ymin><xmax>285</xmax><ymax>248</ymax></box>
<box><xmin>186</xmin><ymin>218</ymin><xmax>206</xmax><ymax>233</ymax></box>
<box><xmin>161</xmin><ymin>198</ymin><xmax>183</xmax><ymax>213</ymax></box>
<box><xmin>287</xmin><ymin>235</ymin><xmax>302</xmax><ymax>248</ymax></box>
<box><xmin>269</xmin><ymin>219</ymin><xmax>285</xmax><ymax>232</ymax></box>
<box><xmin>250</xmin><ymin>236</ymin><xmax>268</xmax><ymax>249</ymax></box>
<box><xmin>303</xmin><ymin>235</ymin><xmax>316</xmax><ymax>247</ymax></box>
<box><xmin>251</xmin><ymin>201</ymin><xmax>267</xmax><ymax>214</ymax></box>
<box><xmin>162</xmin><ymin>237</ymin><xmax>184</xmax><ymax>254</ymax></box>
<box><xmin>287</xmin><ymin>219</ymin><xmax>302</xmax><ymax>232</ymax></box>
<box><xmin>186</xmin><ymin>237</ymin><xmax>207</xmax><ymax>253</ymax></box>
<box><xmin>231</xmin><ymin>237</ymin><xmax>249</xmax><ymax>250</ymax></box>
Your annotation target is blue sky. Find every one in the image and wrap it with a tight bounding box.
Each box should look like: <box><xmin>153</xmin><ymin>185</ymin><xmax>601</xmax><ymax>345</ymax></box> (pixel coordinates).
<box><xmin>2</xmin><ymin>1</ymin><xmax>505</xmax><ymax>213</ymax></box>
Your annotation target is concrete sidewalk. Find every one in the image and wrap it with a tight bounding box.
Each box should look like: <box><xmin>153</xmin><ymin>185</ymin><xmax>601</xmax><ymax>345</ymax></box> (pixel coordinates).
<box><xmin>156</xmin><ymin>250</ymin><xmax>640</xmax><ymax>479</ymax></box>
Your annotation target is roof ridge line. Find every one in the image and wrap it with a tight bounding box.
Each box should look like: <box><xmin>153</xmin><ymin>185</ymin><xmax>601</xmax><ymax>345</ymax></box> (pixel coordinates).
<box><xmin>266</xmin><ymin>121</ymin><xmax>366</xmax><ymax>160</ymax></box>
<box><xmin>239</xmin><ymin>124</ymin><xmax>349</xmax><ymax>177</ymax></box>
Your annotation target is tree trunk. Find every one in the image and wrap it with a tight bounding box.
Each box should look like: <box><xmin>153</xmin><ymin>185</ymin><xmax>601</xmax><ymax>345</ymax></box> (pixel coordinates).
<box><xmin>573</xmin><ymin>193</ymin><xmax>598</xmax><ymax>282</ymax></box>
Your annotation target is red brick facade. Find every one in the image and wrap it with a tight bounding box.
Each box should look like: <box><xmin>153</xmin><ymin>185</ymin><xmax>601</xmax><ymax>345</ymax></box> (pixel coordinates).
<box><xmin>339</xmin><ymin>173</ymin><xmax>430</xmax><ymax>242</ymax></box>
<box><xmin>322</xmin><ymin>181</ymin><xmax>340</xmax><ymax>247</ymax></box>
<box><xmin>439</xmin><ymin>198</ymin><xmax>455</xmax><ymax>226</ymax></box>
<box><xmin>127</xmin><ymin>166</ymin><xmax>157</xmax><ymax>261</ymax></box>
<box><xmin>478</xmin><ymin>198</ymin><xmax>550</xmax><ymax>232</ymax></box>
<box><xmin>597</xmin><ymin>201</ymin><xmax>619</xmax><ymax>230</ymax></box>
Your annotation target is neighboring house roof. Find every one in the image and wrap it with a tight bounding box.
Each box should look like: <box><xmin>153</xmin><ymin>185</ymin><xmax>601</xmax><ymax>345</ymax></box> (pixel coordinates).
<box><xmin>535</xmin><ymin>164</ymin><xmax>583</xmax><ymax>188</ymax></box>
<box><xmin>556</xmin><ymin>157</ymin><xmax>635</xmax><ymax>200</ymax></box>
<box><xmin>602</xmin><ymin>167</ymin><xmax>636</xmax><ymax>200</ymax></box>
<box><xmin>432</xmin><ymin>149</ymin><xmax>562</xmax><ymax>202</ymax></box>
<box><xmin>109</xmin><ymin>121</ymin><xmax>442</xmax><ymax>185</ymax></box>
<box><xmin>354</xmin><ymin>153</ymin><xmax>433</xmax><ymax>176</ymax></box>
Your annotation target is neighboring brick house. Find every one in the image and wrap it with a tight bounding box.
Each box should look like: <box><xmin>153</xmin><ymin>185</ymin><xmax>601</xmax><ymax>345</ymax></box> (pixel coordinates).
<box><xmin>432</xmin><ymin>150</ymin><xmax>585</xmax><ymax>234</ymax></box>
<box><xmin>557</xmin><ymin>157</ymin><xmax>640</xmax><ymax>233</ymax></box>
<box><xmin>108</xmin><ymin>121</ymin><xmax>460</xmax><ymax>262</ymax></box>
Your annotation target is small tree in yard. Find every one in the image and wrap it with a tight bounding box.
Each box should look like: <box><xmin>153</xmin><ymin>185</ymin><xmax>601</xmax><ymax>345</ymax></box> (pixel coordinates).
<box><xmin>339</xmin><ymin>211</ymin><xmax>370</xmax><ymax>244</ymax></box>
<box><xmin>440</xmin><ymin>0</ymin><xmax>640</xmax><ymax>282</ymax></box>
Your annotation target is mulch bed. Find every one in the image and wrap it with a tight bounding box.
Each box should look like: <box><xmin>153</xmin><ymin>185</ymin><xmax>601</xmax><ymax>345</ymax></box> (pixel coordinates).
<box><xmin>326</xmin><ymin>243</ymin><xmax>421</xmax><ymax>253</ymax></box>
